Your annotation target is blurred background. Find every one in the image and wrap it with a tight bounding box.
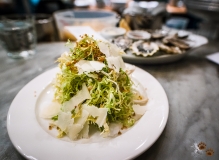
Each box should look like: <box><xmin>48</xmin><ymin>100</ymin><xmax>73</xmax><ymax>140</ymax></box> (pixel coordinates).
<box><xmin>0</xmin><ymin>0</ymin><xmax>218</xmax><ymax>41</ymax></box>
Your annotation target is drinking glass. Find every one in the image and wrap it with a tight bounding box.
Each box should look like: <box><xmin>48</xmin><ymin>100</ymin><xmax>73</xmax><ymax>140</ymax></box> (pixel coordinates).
<box><xmin>0</xmin><ymin>15</ymin><xmax>36</xmax><ymax>59</ymax></box>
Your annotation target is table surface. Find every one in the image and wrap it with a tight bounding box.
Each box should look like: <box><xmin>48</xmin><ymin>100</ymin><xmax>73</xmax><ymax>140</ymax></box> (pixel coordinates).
<box><xmin>0</xmin><ymin>41</ymin><xmax>219</xmax><ymax>160</ymax></box>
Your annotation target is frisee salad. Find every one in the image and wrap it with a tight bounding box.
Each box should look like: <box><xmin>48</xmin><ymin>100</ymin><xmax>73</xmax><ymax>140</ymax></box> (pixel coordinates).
<box><xmin>41</xmin><ymin>35</ymin><xmax>148</xmax><ymax>140</ymax></box>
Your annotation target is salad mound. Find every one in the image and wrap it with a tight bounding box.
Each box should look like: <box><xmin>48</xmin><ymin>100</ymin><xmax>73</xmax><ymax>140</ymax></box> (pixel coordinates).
<box><xmin>41</xmin><ymin>35</ymin><xmax>148</xmax><ymax>140</ymax></box>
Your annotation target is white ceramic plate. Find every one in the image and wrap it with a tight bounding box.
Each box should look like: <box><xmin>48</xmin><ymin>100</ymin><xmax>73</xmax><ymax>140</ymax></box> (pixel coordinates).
<box><xmin>7</xmin><ymin>65</ymin><xmax>169</xmax><ymax>160</ymax></box>
<box><xmin>122</xmin><ymin>32</ymin><xmax>208</xmax><ymax>64</ymax></box>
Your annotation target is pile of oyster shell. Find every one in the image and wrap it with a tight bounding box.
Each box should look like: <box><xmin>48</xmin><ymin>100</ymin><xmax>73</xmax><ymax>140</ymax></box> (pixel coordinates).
<box><xmin>111</xmin><ymin>30</ymin><xmax>191</xmax><ymax>57</ymax></box>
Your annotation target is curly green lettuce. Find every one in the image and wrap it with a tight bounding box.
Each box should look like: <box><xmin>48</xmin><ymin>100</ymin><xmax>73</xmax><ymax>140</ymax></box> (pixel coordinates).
<box><xmin>53</xmin><ymin>35</ymin><xmax>135</xmax><ymax>129</ymax></box>
<box><xmin>39</xmin><ymin>35</ymin><xmax>151</xmax><ymax>140</ymax></box>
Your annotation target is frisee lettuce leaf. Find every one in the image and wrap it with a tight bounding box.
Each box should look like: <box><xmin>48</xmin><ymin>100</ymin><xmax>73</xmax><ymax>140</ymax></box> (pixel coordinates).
<box><xmin>52</xmin><ymin>35</ymin><xmax>138</xmax><ymax>140</ymax></box>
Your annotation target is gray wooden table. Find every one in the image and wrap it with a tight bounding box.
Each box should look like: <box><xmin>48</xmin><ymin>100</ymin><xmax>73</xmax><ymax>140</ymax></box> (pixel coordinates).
<box><xmin>0</xmin><ymin>41</ymin><xmax>218</xmax><ymax>160</ymax></box>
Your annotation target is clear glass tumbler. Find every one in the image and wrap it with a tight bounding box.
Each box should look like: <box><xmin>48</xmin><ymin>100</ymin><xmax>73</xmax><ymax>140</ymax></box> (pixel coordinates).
<box><xmin>0</xmin><ymin>15</ymin><xmax>36</xmax><ymax>59</ymax></box>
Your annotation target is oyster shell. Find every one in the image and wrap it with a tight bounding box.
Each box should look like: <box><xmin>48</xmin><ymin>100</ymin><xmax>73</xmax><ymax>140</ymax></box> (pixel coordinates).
<box><xmin>127</xmin><ymin>30</ymin><xmax>151</xmax><ymax>40</ymax></box>
<box><xmin>112</xmin><ymin>36</ymin><xmax>132</xmax><ymax>51</ymax></box>
<box><xmin>152</xmin><ymin>33</ymin><xmax>165</xmax><ymax>39</ymax></box>
<box><xmin>151</xmin><ymin>30</ymin><xmax>168</xmax><ymax>39</ymax></box>
<box><xmin>176</xmin><ymin>31</ymin><xmax>189</xmax><ymax>39</ymax></box>
<box><xmin>162</xmin><ymin>36</ymin><xmax>190</xmax><ymax>49</ymax></box>
<box><xmin>159</xmin><ymin>44</ymin><xmax>184</xmax><ymax>54</ymax></box>
<box><xmin>131</xmin><ymin>40</ymin><xmax>159</xmax><ymax>57</ymax></box>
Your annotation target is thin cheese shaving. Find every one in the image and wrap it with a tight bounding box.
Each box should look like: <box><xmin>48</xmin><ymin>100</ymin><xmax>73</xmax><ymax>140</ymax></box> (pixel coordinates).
<box><xmin>56</xmin><ymin>111</ymin><xmax>73</xmax><ymax>131</ymax></box>
<box><xmin>132</xmin><ymin>104</ymin><xmax>147</xmax><ymax>116</ymax></box>
<box><xmin>82</xmin><ymin>104</ymin><xmax>108</xmax><ymax>127</ymax></box>
<box><xmin>106</xmin><ymin>56</ymin><xmax>126</xmax><ymax>73</ymax></box>
<box><xmin>63</xmin><ymin>83</ymin><xmax>91</xmax><ymax>112</ymax></box>
<box><xmin>75</xmin><ymin>60</ymin><xmax>105</xmax><ymax>74</ymax></box>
